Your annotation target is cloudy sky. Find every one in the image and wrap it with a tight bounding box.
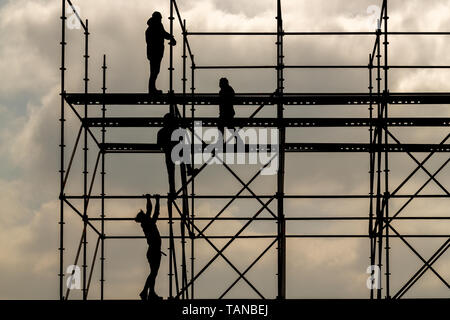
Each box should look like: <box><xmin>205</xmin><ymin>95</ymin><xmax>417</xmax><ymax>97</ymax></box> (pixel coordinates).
<box><xmin>0</xmin><ymin>0</ymin><xmax>448</xmax><ymax>300</ymax></box>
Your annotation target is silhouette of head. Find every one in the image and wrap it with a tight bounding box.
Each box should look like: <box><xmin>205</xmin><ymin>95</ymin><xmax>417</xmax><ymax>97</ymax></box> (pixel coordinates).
<box><xmin>163</xmin><ymin>112</ymin><xmax>177</xmax><ymax>128</ymax></box>
<box><xmin>152</xmin><ymin>11</ymin><xmax>162</xmax><ymax>20</ymax></box>
<box><xmin>148</xmin><ymin>12</ymin><xmax>162</xmax><ymax>25</ymax></box>
<box><xmin>219</xmin><ymin>77</ymin><xmax>229</xmax><ymax>89</ymax></box>
<box><xmin>135</xmin><ymin>210</ymin><xmax>145</xmax><ymax>223</ymax></box>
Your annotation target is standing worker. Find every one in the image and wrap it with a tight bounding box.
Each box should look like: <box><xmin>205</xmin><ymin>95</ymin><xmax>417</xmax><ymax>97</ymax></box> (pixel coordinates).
<box><xmin>146</xmin><ymin>11</ymin><xmax>176</xmax><ymax>94</ymax></box>
<box><xmin>218</xmin><ymin>77</ymin><xmax>236</xmax><ymax>141</ymax></box>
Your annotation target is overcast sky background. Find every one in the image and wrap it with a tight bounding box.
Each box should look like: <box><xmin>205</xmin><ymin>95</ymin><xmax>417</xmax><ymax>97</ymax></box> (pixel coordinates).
<box><xmin>0</xmin><ymin>0</ymin><xmax>448</xmax><ymax>300</ymax></box>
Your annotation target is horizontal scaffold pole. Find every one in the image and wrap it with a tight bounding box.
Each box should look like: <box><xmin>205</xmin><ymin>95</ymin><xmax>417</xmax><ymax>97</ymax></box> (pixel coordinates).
<box><xmin>105</xmin><ymin>234</ymin><xmax>450</xmax><ymax>239</ymax></box>
<box><xmin>62</xmin><ymin>194</ymin><xmax>450</xmax><ymax>200</ymax></box>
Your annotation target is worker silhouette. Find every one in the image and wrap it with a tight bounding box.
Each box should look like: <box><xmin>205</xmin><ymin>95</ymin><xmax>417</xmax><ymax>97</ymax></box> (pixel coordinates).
<box><xmin>146</xmin><ymin>11</ymin><xmax>176</xmax><ymax>94</ymax></box>
<box><xmin>135</xmin><ymin>194</ymin><xmax>162</xmax><ymax>301</ymax></box>
<box><xmin>157</xmin><ymin>113</ymin><xmax>198</xmax><ymax>193</ymax></box>
<box><xmin>218</xmin><ymin>77</ymin><xmax>236</xmax><ymax>142</ymax></box>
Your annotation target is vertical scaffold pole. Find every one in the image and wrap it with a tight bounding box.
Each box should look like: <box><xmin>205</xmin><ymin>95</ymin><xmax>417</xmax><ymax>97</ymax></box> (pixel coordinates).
<box><xmin>190</xmin><ymin>52</ymin><xmax>196</xmax><ymax>300</ymax></box>
<box><xmin>368</xmin><ymin>54</ymin><xmax>375</xmax><ymax>300</ymax></box>
<box><xmin>168</xmin><ymin>197</ymin><xmax>174</xmax><ymax>300</ymax></box>
<box><xmin>168</xmin><ymin>0</ymin><xmax>175</xmax><ymax>299</ymax></box>
<box><xmin>169</xmin><ymin>0</ymin><xmax>174</xmax><ymax>113</ymax></box>
<box><xmin>180</xmin><ymin>19</ymin><xmax>188</xmax><ymax>299</ymax></box>
<box><xmin>82</xmin><ymin>19</ymin><xmax>89</xmax><ymax>301</ymax></box>
<box><xmin>383</xmin><ymin>0</ymin><xmax>391</xmax><ymax>299</ymax></box>
<box><xmin>101</xmin><ymin>54</ymin><xmax>107</xmax><ymax>300</ymax></box>
<box><xmin>59</xmin><ymin>0</ymin><xmax>66</xmax><ymax>301</ymax></box>
<box><xmin>375</xmin><ymin>20</ymin><xmax>383</xmax><ymax>300</ymax></box>
<box><xmin>180</xmin><ymin>171</ymin><xmax>188</xmax><ymax>300</ymax></box>
<box><xmin>182</xmin><ymin>20</ymin><xmax>187</xmax><ymax>118</ymax></box>
<box><xmin>276</xmin><ymin>0</ymin><xmax>286</xmax><ymax>300</ymax></box>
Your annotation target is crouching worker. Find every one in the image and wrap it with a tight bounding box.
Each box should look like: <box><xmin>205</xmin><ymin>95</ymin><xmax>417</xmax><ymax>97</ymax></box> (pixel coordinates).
<box><xmin>135</xmin><ymin>194</ymin><xmax>163</xmax><ymax>300</ymax></box>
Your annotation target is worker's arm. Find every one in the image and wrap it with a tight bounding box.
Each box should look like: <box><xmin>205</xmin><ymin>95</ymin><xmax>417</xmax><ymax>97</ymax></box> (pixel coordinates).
<box><xmin>163</xmin><ymin>27</ymin><xmax>173</xmax><ymax>40</ymax></box>
<box><xmin>162</xmin><ymin>26</ymin><xmax>176</xmax><ymax>45</ymax></box>
<box><xmin>164</xmin><ymin>30</ymin><xmax>172</xmax><ymax>40</ymax></box>
<box><xmin>152</xmin><ymin>194</ymin><xmax>160</xmax><ymax>223</ymax></box>
<box><xmin>145</xmin><ymin>194</ymin><xmax>152</xmax><ymax>218</ymax></box>
<box><xmin>223</xmin><ymin>87</ymin><xmax>235</xmax><ymax>106</ymax></box>
<box><xmin>228</xmin><ymin>86</ymin><xmax>235</xmax><ymax>99</ymax></box>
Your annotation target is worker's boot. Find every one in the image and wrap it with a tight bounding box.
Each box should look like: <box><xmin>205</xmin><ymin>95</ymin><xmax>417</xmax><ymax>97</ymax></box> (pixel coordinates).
<box><xmin>148</xmin><ymin>82</ymin><xmax>163</xmax><ymax>95</ymax></box>
<box><xmin>139</xmin><ymin>290</ymin><xmax>148</xmax><ymax>301</ymax></box>
<box><xmin>148</xmin><ymin>292</ymin><xmax>163</xmax><ymax>300</ymax></box>
<box><xmin>149</xmin><ymin>88</ymin><xmax>163</xmax><ymax>95</ymax></box>
<box><xmin>152</xmin><ymin>89</ymin><xmax>163</xmax><ymax>95</ymax></box>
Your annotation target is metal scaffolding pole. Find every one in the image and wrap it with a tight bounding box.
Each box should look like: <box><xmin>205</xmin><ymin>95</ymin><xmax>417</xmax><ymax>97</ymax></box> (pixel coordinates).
<box><xmin>368</xmin><ymin>53</ymin><xmax>376</xmax><ymax>300</ymax></box>
<box><xmin>59</xmin><ymin>0</ymin><xmax>66</xmax><ymax>301</ymax></box>
<box><xmin>168</xmin><ymin>0</ymin><xmax>175</xmax><ymax>299</ymax></box>
<box><xmin>173</xmin><ymin>0</ymin><xmax>198</xmax><ymax>297</ymax></box>
<box><xmin>169</xmin><ymin>0</ymin><xmax>174</xmax><ymax>103</ymax></box>
<box><xmin>100</xmin><ymin>54</ymin><xmax>107</xmax><ymax>300</ymax></box>
<box><xmin>383</xmin><ymin>0</ymin><xmax>391</xmax><ymax>299</ymax></box>
<box><xmin>82</xmin><ymin>18</ymin><xmax>89</xmax><ymax>301</ymax></box>
<box><xmin>375</xmin><ymin>16</ymin><xmax>383</xmax><ymax>300</ymax></box>
<box><xmin>190</xmin><ymin>46</ymin><xmax>196</xmax><ymax>301</ymax></box>
<box><xmin>276</xmin><ymin>0</ymin><xmax>286</xmax><ymax>299</ymax></box>
<box><xmin>182</xmin><ymin>20</ymin><xmax>187</xmax><ymax>118</ymax></box>
<box><xmin>181</xmin><ymin>18</ymin><xmax>188</xmax><ymax>300</ymax></box>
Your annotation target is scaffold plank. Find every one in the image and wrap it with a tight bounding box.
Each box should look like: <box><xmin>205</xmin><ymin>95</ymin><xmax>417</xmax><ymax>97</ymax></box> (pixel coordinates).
<box><xmin>100</xmin><ymin>143</ymin><xmax>450</xmax><ymax>153</ymax></box>
<box><xmin>84</xmin><ymin>117</ymin><xmax>450</xmax><ymax>128</ymax></box>
<box><xmin>65</xmin><ymin>92</ymin><xmax>450</xmax><ymax>106</ymax></box>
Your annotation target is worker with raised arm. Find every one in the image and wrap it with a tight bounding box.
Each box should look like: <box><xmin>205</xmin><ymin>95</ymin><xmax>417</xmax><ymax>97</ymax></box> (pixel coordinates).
<box><xmin>135</xmin><ymin>194</ymin><xmax>162</xmax><ymax>300</ymax></box>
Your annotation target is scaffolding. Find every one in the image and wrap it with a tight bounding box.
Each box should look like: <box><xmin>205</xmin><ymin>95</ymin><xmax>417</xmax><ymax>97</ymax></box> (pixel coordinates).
<box><xmin>59</xmin><ymin>0</ymin><xmax>450</xmax><ymax>300</ymax></box>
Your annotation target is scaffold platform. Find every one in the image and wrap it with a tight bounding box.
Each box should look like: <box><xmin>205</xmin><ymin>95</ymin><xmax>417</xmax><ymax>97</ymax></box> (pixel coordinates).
<box><xmin>65</xmin><ymin>92</ymin><xmax>450</xmax><ymax>106</ymax></box>
<box><xmin>100</xmin><ymin>143</ymin><xmax>450</xmax><ymax>153</ymax></box>
<box><xmin>84</xmin><ymin>117</ymin><xmax>450</xmax><ymax>128</ymax></box>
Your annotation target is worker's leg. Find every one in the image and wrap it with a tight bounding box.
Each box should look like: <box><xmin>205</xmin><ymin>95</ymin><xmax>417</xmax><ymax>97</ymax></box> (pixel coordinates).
<box><xmin>218</xmin><ymin>121</ymin><xmax>225</xmax><ymax>143</ymax></box>
<box><xmin>149</xmin><ymin>54</ymin><xmax>162</xmax><ymax>93</ymax></box>
<box><xmin>166</xmin><ymin>152</ymin><xmax>176</xmax><ymax>194</ymax></box>
<box><xmin>224</xmin><ymin>117</ymin><xmax>241</xmax><ymax>145</ymax></box>
<box><xmin>140</xmin><ymin>248</ymin><xmax>153</xmax><ymax>300</ymax></box>
<box><xmin>148</xmin><ymin>61</ymin><xmax>154</xmax><ymax>92</ymax></box>
<box><xmin>183</xmin><ymin>142</ymin><xmax>198</xmax><ymax>176</ymax></box>
<box><xmin>148</xmin><ymin>249</ymin><xmax>162</xmax><ymax>296</ymax></box>
<box><xmin>148</xmin><ymin>62</ymin><xmax>153</xmax><ymax>93</ymax></box>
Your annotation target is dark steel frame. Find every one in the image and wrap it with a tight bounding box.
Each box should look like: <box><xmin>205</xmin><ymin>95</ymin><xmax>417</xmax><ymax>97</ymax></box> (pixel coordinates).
<box><xmin>59</xmin><ymin>0</ymin><xmax>449</xmax><ymax>300</ymax></box>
